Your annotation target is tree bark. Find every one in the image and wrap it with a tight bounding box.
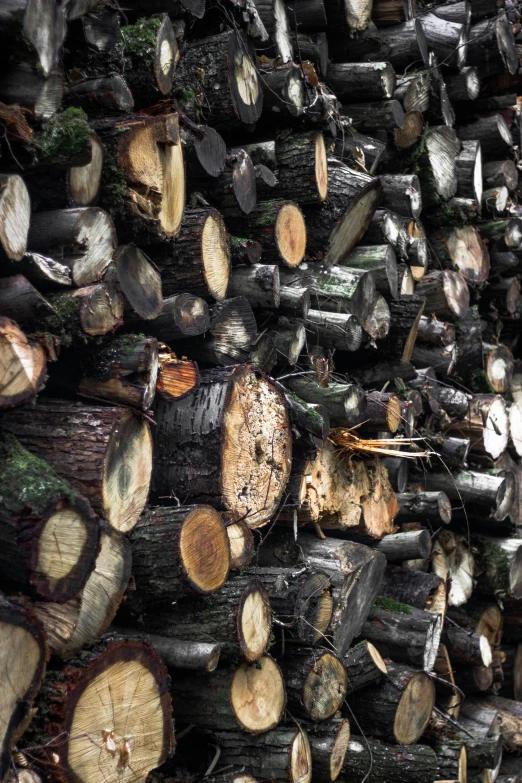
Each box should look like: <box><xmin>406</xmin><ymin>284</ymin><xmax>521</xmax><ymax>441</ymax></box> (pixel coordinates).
<box><xmin>223</xmin><ymin>200</ymin><xmax>306</xmax><ymax>267</ymax></box>
<box><xmin>112</xmin><ymin>243</ymin><xmax>163</xmax><ymax>320</ymax></box>
<box><xmin>153</xmin><ymin>365</ymin><xmax>291</xmax><ymax>529</ymax></box>
<box><xmin>442</xmin><ymin>625</ymin><xmax>492</xmax><ymax>667</ymax></box>
<box><xmin>1</xmin><ymin>399</ymin><xmax>153</xmax><ymax>533</ymax></box>
<box><xmin>275</xmin><ymin>130</ymin><xmax>328</xmax><ymax>203</ymax></box>
<box><xmin>414</xmin><ymin>269</ymin><xmax>470</xmax><ymax>320</ymax></box>
<box><xmin>396</xmin><ymin>491</ymin><xmax>452</xmax><ymax>524</ymax></box>
<box><xmin>373</xmin><ymin>529</ymin><xmax>432</xmax><ymax>562</ymax></box>
<box><xmin>458</xmin><ymin>114</ymin><xmax>513</xmax><ymax>159</ymax></box>
<box><xmin>381</xmin><ymin>568</ymin><xmax>447</xmax><ymax>614</ymax></box>
<box><xmin>420</xmin><ymin>12</ymin><xmax>468</xmax><ymax>68</ymax></box>
<box><xmin>125</xmin><ymin>293</ymin><xmax>210</xmax><ymax>343</ymax></box>
<box><xmin>326</xmin><ymin>62</ymin><xmax>395</xmax><ymax>101</ymax></box>
<box><xmin>361</xmin><ymin>602</ymin><xmax>443</xmax><ymax>670</ymax></box>
<box><xmin>341</xmin><ymin>736</ymin><xmax>438</xmax><ymax>782</ymax></box>
<box><xmin>227</xmin><ymin>264</ymin><xmax>280</xmax><ymax>309</ymax></box>
<box><xmin>344</xmin><ymin>640</ymin><xmax>388</xmax><ymax>695</ymax></box>
<box><xmin>284</xmin><ymin>376</ymin><xmax>367</xmax><ymax>425</ymax></box>
<box><xmin>341</xmin><ymin>100</ymin><xmax>405</xmax><ymax>132</ymax></box>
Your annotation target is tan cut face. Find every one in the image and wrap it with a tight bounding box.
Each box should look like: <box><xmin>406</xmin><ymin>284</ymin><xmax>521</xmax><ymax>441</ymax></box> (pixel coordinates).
<box><xmin>234</xmin><ymin>51</ymin><xmax>259</xmax><ymax>107</ymax></box>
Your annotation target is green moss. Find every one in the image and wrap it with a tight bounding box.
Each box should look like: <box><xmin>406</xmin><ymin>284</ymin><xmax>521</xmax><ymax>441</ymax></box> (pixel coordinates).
<box><xmin>32</xmin><ymin>294</ymin><xmax>83</xmax><ymax>347</ymax></box>
<box><xmin>0</xmin><ymin>433</ymin><xmax>74</xmax><ymax>515</ymax></box>
<box><xmin>121</xmin><ymin>17</ymin><xmax>161</xmax><ymax>58</ymax></box>
<box><xmin>33</xmin><ymin>108</ymin><xmax>90</xmax><ymax>165</ymax></box>
<box><xmin>373</xmin><ymin>596</ymin><xmax>414</xmax><ymax>614</ymax></box>
<box><xmin>468</xmin><ymin>368</ymin><xmax>493</xmax><ymax>394</ymax></box>
<box><xmin>483</xmin><ymin>542</ymin><xmax>510</xmax><ymax>595</ymax></box>
<box><xmin>429</xmin><ymin>197</ymin><xmax>468</xmax><ymax>229</ymax></box>
<box><xmin>100</xmin><ymin>148</ymin><xmax>128</xmax><ymax>218</ymax></box>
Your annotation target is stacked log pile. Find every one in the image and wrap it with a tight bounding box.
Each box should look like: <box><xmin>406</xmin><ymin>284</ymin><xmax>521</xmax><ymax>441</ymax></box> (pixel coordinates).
<box><xmin>4</xmin><ymin>0</ymin><xmax>522</xmax><ymax>782</ymax></box>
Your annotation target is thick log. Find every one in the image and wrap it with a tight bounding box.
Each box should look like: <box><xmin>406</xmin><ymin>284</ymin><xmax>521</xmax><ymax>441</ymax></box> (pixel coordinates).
<box><xmin>203</xmin><ymin>148</ymin><xmax>257</xmax><ymax>215</ymax></box>
<box><xmin>253</xmin><ymin>0</ymin><xmax>294</xmax><ymax>61</ymax></box>
<box><xmin>417</xmin><ymin>316</ymin><xmax>455</xmax><ymax>347</ymax></box>
<box><xmin>0</xmin><ymin>593</ymin><xmax>48</xmax><ymax>783</ymax></box>
<box><xmin>341</xmin><ymin>100</ymin><xmax>405</xmax><ymax>132</ymax></box>
<box><xmin>373</xmin><ymin>529</ymin><xmax>432</xmax><ymax>562</ymax></box>
<box><xmin>362</xmin><ymin>391</ymin><xmax>401</xmax><ymax>433</ymax></box>
<box><xmin>0</xmin><ymin>433</ymin><xmax>100</xmax><ymax>603</ymax></box>
<box><xmin>432</xmin><ymin>742</ymin><xmax>467</xmax><ymax>783</ymax></box>
<box><xmin>484</xmin><ymin>160</ymin><xmax>519</xmax><ymax>192</ymax></box>
<box><xmin>27</xmin><ymin>207</ymin><xmax>117</xmax><ymax>286</ymax></box>
<box><xmin>128</xmin><ymin>505</ymin><xmax>230</xmax><ymax>609</ymax></box>
<box><xmin>344</xmin><ymin>640</ymin><xmax>387</xmax><ymax>694</ymax></box>
<box><xmin>364</xmin><ymin>210</ymin><xmax>429</xmax><ymax>278</ymax></box>
<box><xmin>228</xmin><ymin>264</ymin><xmax>280</xmax><ymax>309</ymax></box>
<box><xmin>445</xmin><ymin>65</ymin><xmax>481</xmax><ymax>100</ymax></box>
<box><xmin>414</xmin><ymin>270</ymin><xmax>469</xmax><ymax>320</ymax></box>
<box><xmin>0</xmin><ymin>0</ymin><xmax>66</xmax><ymax>77</ymax></box>
<box><xmin>149</xmin><ymin>207</ymin><xmax>231</xmax><ymax>300</ymax></box>
<box><xmin>446</xmin><ymin>394</ymin><xmax>510</xmax><ymax>460</ymax></box>
<box><xmin>464</xmin><ymin>696</ymin><xmax>522</xmax><ymax>753</ymax></box>
<box><xmin>112</xmin><ymin>244</ymin><xmax>163</xmax><ymax>320</ymax></box>
<box><xmin>467</xmin><ymin>16</ymin><xmax>518</xmax><ymax>75</ymax></box>
<box><xmin>379</xmin><ymin>174</ymin><xmax>422</xmax><ymax>220</ymax></box>
<box><xmin>223</xmin><ymin>200</ymin><xmax>306</xmax><ymax>267</ymax></box>
<box><xmin>2</xmin><ymin>252</ymin><xmax>72</xmax><ymax>290</ymax></box>
<box><xmin>42</xmin><ymin>284</ymin><xmax>124</xmax><ymax>338</ymax></box>
<box><xmin>260</xmin><ymin>65</ymin><xmax>305</xmax><ymax>117</ymax></box>
<box><xmin>458</xmin><ymin>114</ymin><xmax>513</xmax><ymax>159</ymax></box>
<box><xmin>67</xmin><ymin>130</ymin><xmax>105</xmax><ymax>207</ymax></box>
<box><xmin>117</xmin><ymin>631</ymin><xmax>221</xmax><ymax>673</ymax></box>
<box><xmin>153</xmin><ymin>365</ymin><xmax>291</xmax><ymax>529</ymax></box>
<box><xmin>420</xmin><ymin>13</ymin><xmax>468</xmax><ymax>68</ymax></box>
<box><xmin>396</xmin><ymin>491</ymin><xmax>452</xmax><ymax>525</ymax></box>
<box><xmin>183</xmin><ymin>124</ymin><xmax>227</xmax><ymax>179</ymax></box>
<box><xmin>455</xmin><ymin>140</ymin><xmax>483</xmax><ymax>204</ymax></box>
<box><xmin>425</xmin><ymin>469</ymin><xmax>512</xmax><ymax>521</ymax></box>
<box><xmin>125</xmin><ymin>293</ymin><xmax>210</xmax><ymax>343</ymax></box>
<box><xmin>361</xmin><ymin>600</ymin><xmax>443</xmax><ymax>670</ymax></box>
<box><xmin>341</xmin><ymin>736</ymin><xmax>438</xmax><ymax>782</ymax></box>
<box><xmin>293</xmin><ymin>32</ymin><xmax>329</xmax><ymax>77</ymax></box>
<box><xmin>135</xmin><ymin>570</ymin><xmax>273</xmax><ymax>663</ymax></box>
<box><xmin>26</xmin><ymin>635</ymin><xmax>174</xmax><ymax>783</ymax></box>
<box><xmin>381</xmin><ymin>568</ymin><xmax>447</xmax><ymax>614</ymax></box>
<box><xmin>0</xmin><ymin>65</ymin><xmax>63</xmax><ymax>120</ymax></box>
<box><xmin>296</xmin><ymin>310</ymin><xmax>363</xmax><ymax>352</ymax></box>
<box><xmin>341</xmin><ymin>245</ymin><xmax>398</xmax><ymax>300</ymax></box>
<box><xmin>278</xmin><ymin>387</ymin><xmax>330</xmax><ymax>441</ymax></box>
<box><xmin>0</xmin><ymin>318</ymin><xmax>46</xmax><ymax>410</ymax></box>
<box><xmin>275</xmin><ymin>130</ymin><xmax>328</xmax><ymax>204</ymax></box>
<box><xmin>431</xmin><ymin>434</ymin><xmax>470</xmax><ymax>468</ymax></box>
<box><xmin>173</xmin><ymin>31</ymin><xmax>263</xmax><ymax>130</ymax></box>
<box><xmin>332</xmin><ymin>128</ymin><xmax>386</xmax><ymax>174</ymax></box>
<box><xmin>33</xmin><ymin>522</ymin><xmax>131</xmax><ymax>657</ymax></box>
<box><xmin>281</xmin><ymin>647</ymin><xmax>347</xmax><ymax>720</ymax></box>
<box><xmin>65</xmin><ymin>74</ymin><xmax>134</xmax><ymax>115</ymax></box>
<box><xmin>0</xmin><ymin>175</ymin><xmax>31</xmax><ymax>261</ymax></box>
<box><xmin>347</xmin><ymin>662</ymin><xmax>435</xmax><ymax>744</ymax></box>
<box><xmin>447</xmin><ymin>600</ymin><xmax>503</xmax><ymax>649</ymax></box>
<box><xmin>0</xmin><ymin>275</ymin><xmax>54</xmax><ymax>324</ymax></box>
<box><xmin>1</xmin><ymin>400</ymin><xmax>153</xmax><ymax>533</ymax></box>
<box><xmin>170</xmin><ymin>655</ymin><xmax>285</xmax><ymax>732</ymax></box>
<box><xmin>417</xmin><ymin>125</ymin><xmax>461</xmax><ymax>203</ymax></box>
<box><xmin>209</xmin><ymin>727</ymin><xmax>312</xmax><ymax>783</ymax></box>
<box><xmin>284</xmin><ymin>376</ymin><xmax>367</xmax><ymax>426</ymax></box>
<box><xmin>326</xmin><ymin>62</ymin><xmax>396</xmax><ymax>101</ymax></box>
<box><xmin>256</xmin><ymin>530</ymin><xmax>386</xmax><ymax>654</ymax></box>
<box><xmin>303</xmin><ymin>717</ymin><xmax>351</xmax><ymax>783</ymax></box>
<box><xmin>442</xmin><ymin>625</ymin><xmax>493</xmax><ymax>667</ymax></box>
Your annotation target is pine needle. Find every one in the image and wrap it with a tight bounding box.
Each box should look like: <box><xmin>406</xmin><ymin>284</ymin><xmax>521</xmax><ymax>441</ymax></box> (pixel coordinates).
<box><xmin>329</xmin><ymin>427</ymin><xmax>435</xmax><ymax>460</ymax></box>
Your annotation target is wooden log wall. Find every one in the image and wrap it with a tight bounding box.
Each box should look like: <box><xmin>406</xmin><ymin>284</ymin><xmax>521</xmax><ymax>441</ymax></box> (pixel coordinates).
<box><xmin>3</xmin><ymin>0</ymin><xmax>522</xmax><ymax>782</ymax></box>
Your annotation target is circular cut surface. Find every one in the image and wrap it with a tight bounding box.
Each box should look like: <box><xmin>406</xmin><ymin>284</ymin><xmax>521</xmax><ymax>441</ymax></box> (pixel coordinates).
<box><xmin>226</xmin><ymin>521</ymin><xmax>254</xmax><ymax>569</ymax></box>
<box><xmin>484</xmin><ymin>397</ymin><xmax>509</xmax><ymax>460</ymax></box>
<box><xmin>221</xmin><ymin>367</ymin><xmax>292</xmax><ymax>528</ymax></box>
<box><xmin>304</xmin><ymin>652</ymin><xmax>347</xmax><ymax>722</ymax></box>
<box><xmin>290</xmin><ymin>728</ymin><xmax>312</xmax><ymax>783</ymax></box>
<box><xmin>158</xmin><ymin>139</ymin><xmax>185</xmax><ymax>237</ymax></box>
<box><xmin>368</xmin><ymin>642</ymin><xmax>388</xmax><ymax>675</ymax></box>
<box><xmin>68</xmin><ymin>133</ymin><xmax>105</xmax><ymax>207</ymax></box>
<box><xmin>180</xmin><ymin>506</ymin><xmax>229</xmax><ymax>594</ymax></box>
<box><xmin>331</xmin><ymin>719</ymin><xmax>351</xmax><ymax>781</ymax></box>
<box><xmin>475</xmin><ymin>604</ymin><xmax>502</xmax><ymax>646</ymax></box>
<box><xmin>305</xmin><ymin>574</ymin><xmax>334</xmax><ymax>643</ymax></box>
<box><xmin>201</xmin><ymin>212</ymin><xmax>231</xmax><ymax>300</ymax></box>
<box><xmin>239</xmin><ymin>583</ymin><xmax>272</xmax><ymax>661</ymax></box>
<box><xmin>387</xmin><ymin>394</ymin><xmax>401</xmax><ymax>431</ymax></box>
<box><xmin>315</xmin><ymin>133</ymin><xmax>328</xmax><ymax>201</ymax></box>
<box><xmin>480</xmin><ymin>634</ymin><xmax>493</xmax><ymax>667</ymax></box>
<box><xmin>445</xmin><ymin>226</ymin><xmax>489</xmax><ymax>284</ymax></box>
<box><xmin>487</xmin><ymin>345</ymin><xmax>514</xmax><ymax>394</ymax></box>
<box><xmin>443</xmin><ymin>270</ymin><xmax>469</xmax><ymax>318</ymax></box>
<box><xmin>37</xmin><ymin>505</ymin><xmax>88</xmax><ymax>590</ymax></box>
<box><xmin>0</xmin><ymin>622</ymin><xmax>41</xmax><ymax>759</ymax></box>
<box><xmin>102</xmin><ymin>412</ymin><xmax>153</xmax><ymax>533</ymax></box>
<box><xmin>67</xmin><ymin>658</ymin><xmax>168</xmax><ymax>783</ymax></box>
<box><xmin>394</xmin><ymin>672</ymin><xmax>434</xmax><ymax>744</ymax></box>
<box><xmin>0</xmin><ymin>175</ymin><xmax>30</xmax><ymax>261</ymax></box>
<box><xmin>231</xmin><ymin>655</ymin><xmax>285</xmax><ymax>732</ymax></box>
<box><xmin>0</xmin><ymin>319</ymin><xmax>46</xmax><ymax>407</ymax></box>
<box><xmin>276</xmin><ymin>203</ymin><xmax>306</xmax><ymax>267</ymax></box>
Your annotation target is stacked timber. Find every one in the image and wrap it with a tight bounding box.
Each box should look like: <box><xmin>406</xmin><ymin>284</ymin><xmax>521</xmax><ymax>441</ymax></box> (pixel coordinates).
<box><xmin>2</xmin><ymin>1</ymin><xmax>522</xmax><ymax>783</ymax></box>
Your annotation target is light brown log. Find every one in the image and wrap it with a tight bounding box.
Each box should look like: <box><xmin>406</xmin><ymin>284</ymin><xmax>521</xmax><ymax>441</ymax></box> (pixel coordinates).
<box><xmin>0</xmin><ymin>175</ymin><xmax>31</xmax><ymax>261</ymax></box>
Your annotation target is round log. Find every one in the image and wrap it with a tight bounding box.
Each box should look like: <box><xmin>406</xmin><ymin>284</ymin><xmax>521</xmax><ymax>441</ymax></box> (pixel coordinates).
<box><xmin>326</xmin><ymin>62</ymin><xmax>396</xmax><ymax>101</ymax></box>
<box><xmin>0</xmin><ymin>175</ymin><xmax>31</xmax><ymax>262</ymax></box>
<box><xmin>396</xmin><ymin>491</ymin><xmax>452</xmax><ymax>524</ymax></box>
<box><xmin>373</xmin><ymin>529</ymin><xmax>432</xmax><ymax>562</ymax></box>
<box><xmin>224</xmin><ymin>200</ymin><xmax>306</xmax><ymax>267</ymax></box>
<box><xmin>275</xmin><ymin>130</ymin><xmax>328</xmax><ymax>204</ymax></box>
<box><xmin>342</xmin><ymin>736</ymin><xmax>438</xmax><ymax>782</ymax></box>
<box><xmin>0</xmin><ymin>318</ymin><xmax>46</xmax><ymax>410</ymax></box>
<box><xmin>153</xmin><ymin>365</ymin><xmax>291</xmax><ymax>529</ymax></box>
<box><xmin>382</xmin><ymin>569</ymin><xmax>447</xmax><ymax>615</ymax></box>
<box><xmin>344</xmin><ymin>640</ymin><xmax>387</xmax><ymax>695</ymax></box>
<box><xmin>113</xmin><ymin>244</ymin><xmax>162</xmax><ymax>320</ymax></box>
<box><xmin>1</xmin><ymin>400</ymin><xmax>153</xmax><ymax>533</ymax></box>
<box><xmin>414</xmin><ymin>269</ymin><xmax>469</xmax><ymax>320</ymax></box>
<box><xmin>282</xmin><ymin>647</ymin><xmax>347</xmax><ymax>721</ymax></box>
<box><xmin>303</xmin><ymin>718</ymin><xmax>350</xmax><ymax>782</ymax></box>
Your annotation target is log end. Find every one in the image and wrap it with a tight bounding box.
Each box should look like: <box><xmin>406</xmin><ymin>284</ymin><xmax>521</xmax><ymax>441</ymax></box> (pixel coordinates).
<box><xmin>179</xmin><ymin>505</ymin><xmax>230</xmax><ymax>594</ymax></box>
<box><xmin>231</xmin><ymin>655</ymin><xmax>286</xmax><ymax>733</ymax></box>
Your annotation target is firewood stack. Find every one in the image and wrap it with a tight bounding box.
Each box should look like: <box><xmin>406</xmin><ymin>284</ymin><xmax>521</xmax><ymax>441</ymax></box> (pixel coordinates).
<box><xmin>3</xmin><ymin>0</ymin><xmax>522</xmax><ymax>782</ymax></box>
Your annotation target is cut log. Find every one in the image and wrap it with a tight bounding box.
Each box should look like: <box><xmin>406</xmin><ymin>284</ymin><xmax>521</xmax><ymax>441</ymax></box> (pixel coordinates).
<box><xmin>417</xmin><ymin>316</ymin><xmax>456</xmax><ymax>347</ymax></box>
<box><xmin>125</xmin><ymin>293</ymin><xmax>210</xmax><ymax>343</ymax></box>
<box><xmin>153</xmin><ymin>365</ymin><xmax>291</xmax><ymax>529</ymax></box>
<box><xmin>128</xmin><ymin>505</ymin><xmax>230</xmax><ymax>609</ymax></box>
<box><xmin>284</xmin><ymin>376</ymin><xmax>366</xmax><ymax>426</ymax></box>
<box><xmin>275</xmin><ymin>130</ymin><xmax>328</xmax><ymax>203</ymax></box>
<box><xmin>341</xmin><ymin>736</ymin><xmax>438</xmax><ymax>782</ymax></box>
<box><xmin>33</xmin><ymin>522</ymin><xmax>131</xmax><ymax>657</ymax></box>
<box><xmin>463</xmin><ymin>696</ymin><xmax>522</xmax><ymax>753</ymax></box>
<box><xmin>281</xmin><ymin>647</ymin><xmax>347</xmax><ymax>721</ymax></box>
<box><xmin>445</xmin><ymin>394</ymin><xmax>509</xmax><ymax>460</ymax></box>
<box><xmin>332</xmin><ymin>128</ymin><xmax>386</xmax><ymax>174</ymax></box>
<box><xmin>479</xmin><ymin>218</ymin><xmax>522</xmax><ymax>250</ymax></box>
<box><xmin>361</xmin><ymin>600</ymin><xmax>443</xmax><ymax>670</ymax></box>
<box><xmin>341</xmin><ymin>245</ymin><xmax>398</xmax><ymax>300</ymax></box>
<box><xmin>442</xmin><ymin>625</ymin><xmax>493</xmax><ymax>667</ymax></box>
<box><xmin>27</xmin><ymin>207</ymin><xmax>117</xmax><ymax>286</ymax></box>
<box><xmin>0</xmin><ymin>275</ymin><xmax>54</xmax><ymax>324</ymax></box>
<box><xmin>381</xmin><ymin>568</ymin><xmax>447</xmax><ymax>615</ymax></box>
<box><xmin>44</xmin><ymin>284</ymin><xmax>124</xmax><ymax>338</ymax></box>
<box><xmin>224</xmin><ymin>200</ymin><xmax>306</xmax><ymax>267</ymax></box>
<box><xmin>396</xmin><ymin>491</ymin><xmax>452</xmax><ymax>525</ymax></box>
<box><xmin>420</xmin><ymin>13</ymin><xmax>468</xmax><ymax>68</ymax></box>
<box><xmin>260</xmin><ymin>65</ymin><xmax>305</xmax><ymax>117</ymax></box>
<box><xmin>341</xmin><ymin>100</ymin><xmax>405</xmax><ymax>132</ymax></box>
<box><xmin>26</xmin><ymin>634</ymin><xmax>174</xmax><ymax>783</ymax></box>
<box><xmin>467</xmin><ymin>16</ymin><xmax>519</xmax><ymax>76</ymax></box>
<box><xmin>483</xmin><ymin>160</ymin><xmax>519</xmax><ymax>192</ymax></box>
<box><xmin>326</xmin><ymin>62</ymin><xmax>396</xmax><ymax>101</ymax></box>
<box><xmin>0</xmin><ymin>175</ymin><xmax>31</xmax><ymax>262</ymax></box>
<box><xmin>0</xmin><ymin>0</ymin><xmax>67</xmax><ymax>77</ymax></box>
<box><xmin>432</xmin><ymin>434</ymin><xmax>470</xmax><ymax>468</ymax></box>
<box><xmin>228</xmin><ymin>264</ymin><xmax>280</xmax><ymax>309</ymax></box>
<box><xmin>447</xmin><ymin>600</ymin><xmax>503</xmax><ymax>649</ymax></box>
<box><xmin>150</xmin><ymin>207</ymin><xmax>230</xmax><ymax>300</ymax></box>
<box><xmin>445</xmin><ymin>66</ymin><xmax>481</xmax><ymax>100</ymax></box>
<box><xmin>65</xmin><ymin>74</ymin><xmax>134</xmax><ymax>115</ymax></box>
<box><xmin>0</xmin><ymin>65</ymin><xmax>63</xmax><ymax>120</ymax></box>
<box><xmin>362</xmin><ymin>391</ymin><xmax>401</xmax><ymax>432</ymax></box>
<box><xmin>136</xmin><ymin>570</ymin><xmax>272</xmax><ymax>663</ymax></box>
<box><xmin>113</xmin><ymin>244</ymin><xmax>163</xmax><ymax>320</ymax></box>
<box><xmin>414</xmin><ymin>270</ymin><xmax>470</xmax><ymax>319</ymax></box>
<box><xmin>344</xmin><ymin>640</ymin><xmax>387</xmax><ymax>695</ymax></box>
<box><xmin>455</xmin><ymin>140</ymin><xmax>483</xmax><ymax>205</ymax></box>
<box><xmin>0</xmin><ymin>593</ymin><xmax>48</xmax><ymax>783</ymax></box>
<box><xmin>303</xmin><ymin>717</ymin><xmax>351</xmax><ymax>783</ymax></box>
<box><xmin>0</xmin><ymin>433</ymin><xmax>100</xmax><ymax>602</ymax></box>
<box><xmin>183</xmin><ymin>125</ymin><xmax>227</xmax><ymax>179</ymax></box>
<box><xmin>67</xmin><ymin>130</ymin><xmax>105</xmax><ymax>207</ymax></box>
<box><xmin>484</xmin><ymin>344</ymin><xmax>514</xmax><ymax>394</ymax></box>
<box><xmin>277</xmin><ymin>387</ymin><xmax>330</xmax><ymax>442</ymax></box>
<box><xmin>173</xmin><ymin>31</ymin><xmax>263</xmax><ymax>129</ymax></box>
<box><xmin>431</xmin><ymin>530</ymin><xmax>474</xmax><ymax>607</ymax></box>
<box><xmin>475</xmin><ymin>538</ymin><xmax>522</xmax><ymax>600</ymax></box>
<box><xmin>204</xmin><ymin>148</ymin><xmax>257</xmax><ymax>215</ymax></box>
<box><xmin>373</xmin><ymin>529</ymin><xmax>432</xmax><ymax>562</ymax></box>
<box><xmin>1</xmin><ymin>400</ymin><xmax>153</xmax><ymax>533</ymax></box>
<box><xmin>297</xmin><ymin>310</ymin><xmax>363</xmax><ymax>351</ymax></box>
<box><xmin>0</xmin><ymin>318</ymin><xmax>46</xmax><ymax>410</ymax></box>
<box><xmin>226</xmin><ymin>519</ymin><xmax>254</xmax><ymax>570</ymax></box>
<box><xmin>170</xmin><ymin>654</ymin><xmax>286</xmax><ymax>732</ymax></box>
<box><xmin>256</xmin><ymin>530</ymin><xmax>386</xmax><ymax>654</ymax></box>
<box><xmin>379</xmin><ymin>175</ymin><xmax>422</xmax><ymax>220</ymax></box>
<box><xmin>253</xmin><ymin>0</ymin><xmax>294</xmax><ymax>61</ymax></box>
<box><xmin>425</xmin><ymin>468</ymin><xmax>512</xmax><ymax>521</ymax></box>
<box><xmin>347</xmin><ymin>662</ymin><xmax>435</xmax><ymax>744</ymax></box>
<box><xmin>3</xmin><ymin>252</ymin><xmax>72</xmax><ymax>290</ymax></box>
<box><xmin>209</xmin><ymin>727</ymin><xmax>312</xmax><ymax>783</ymax></box>
<box><xmin>432</xmin><ymin>742</ymin><xmax>467</xmax><ymax>783</ymax></box>
<box><xmin>458</xmin><ymin>114</ymin><xmax>513</xmax><ymax>159</ymax></box>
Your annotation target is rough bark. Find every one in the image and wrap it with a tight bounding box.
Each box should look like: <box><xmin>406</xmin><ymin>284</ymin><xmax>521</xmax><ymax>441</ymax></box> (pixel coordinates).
<box><xmin>344</xmin><ymin>640</ymin><xmax>388</xmax><ymax>695</ymax></box>
<box><xmin>341</xmin><ymin>736</ymin><xmax>438</xmax><ymax>782</ymax></box>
